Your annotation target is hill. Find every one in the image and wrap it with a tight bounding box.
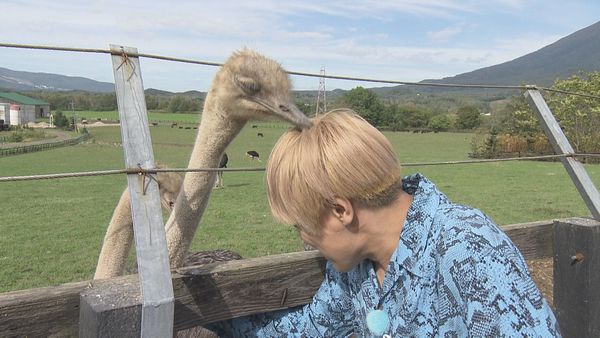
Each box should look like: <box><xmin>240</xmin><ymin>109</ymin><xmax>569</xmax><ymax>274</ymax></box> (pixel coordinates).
<box><xmin>0</xmin><ymin>67</ymin><xmax>114</xmax><ymax>92</ymax></box>
<box><xmin>426</xmin><ymin>20</ymin><xmax>600</xmax><ymax>87</ymax></box>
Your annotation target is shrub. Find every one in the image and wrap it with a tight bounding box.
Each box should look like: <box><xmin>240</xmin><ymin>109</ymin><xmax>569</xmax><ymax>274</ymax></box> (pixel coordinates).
<box><xmin>496</xmin><ymin>134</ymin><xmax>528</xmax><ymax>154</ymax></box>
<box><xmin>53</xmin><ymin>111</ymin><xmax>70</xmax><ymax>128</ymax></box>
<box><xmin>8</xmin><ymin>132</ymin><xmax>23</xmax><ymax>142</ymax></box>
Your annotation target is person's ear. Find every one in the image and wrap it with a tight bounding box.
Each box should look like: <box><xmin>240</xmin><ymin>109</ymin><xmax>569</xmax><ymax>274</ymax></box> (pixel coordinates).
<box><xmin>331</xmin><ymin>197</ymin><xmax>354</xmax><ymax>226</ymax></box>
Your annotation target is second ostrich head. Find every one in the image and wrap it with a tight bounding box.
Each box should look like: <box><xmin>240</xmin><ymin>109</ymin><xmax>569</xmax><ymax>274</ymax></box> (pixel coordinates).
<box><xmin>157</xmin><ymin>171</ymin><xmax>183</xmax><ymax>211</ymax></box>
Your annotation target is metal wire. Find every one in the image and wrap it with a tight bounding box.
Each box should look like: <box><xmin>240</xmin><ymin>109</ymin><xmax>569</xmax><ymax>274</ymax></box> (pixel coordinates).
<box><xmin>2</xmin><ymin>153</ymin><xmax>598</xmax><ymax>183</ymax></box>
<box><xmin>1</xmin><ymin>42</ymin><xmax>599</xmax><ymax>184</ymax></box>
<box><xmin>1</xmin><ymin>42</ymin><xmax>600</xmax><ymax>99</ymax></box>
<box><xmin>0</xmin><ymin>167</ymin><xmax>265</xmax><ymax>182</ymax></box>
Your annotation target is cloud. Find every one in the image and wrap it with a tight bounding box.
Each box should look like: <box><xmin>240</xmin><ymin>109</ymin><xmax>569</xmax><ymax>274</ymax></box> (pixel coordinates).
<box><xmin>427</xmin><ymin>25</ymin><xmax>464</xmax><ymax>41</ymax></box>
<box><xmin>0</xmin><ymin>0</ymin><xmax>591</xmax><ymax>92</ymax></box>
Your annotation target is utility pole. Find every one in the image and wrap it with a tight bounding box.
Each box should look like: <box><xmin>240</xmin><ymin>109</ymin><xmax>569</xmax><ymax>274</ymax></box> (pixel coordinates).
<box><xmin>315</xmin><ymin>67</ymin><xmax>327</xmax><ymax>116</ymax></box>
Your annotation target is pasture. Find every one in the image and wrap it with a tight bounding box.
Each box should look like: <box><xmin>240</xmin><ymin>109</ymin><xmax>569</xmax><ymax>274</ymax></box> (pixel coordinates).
<box><xmin>63</xmin><ymin>110</ymin><xmax>202</xmax><ymax>124</ymax></box>
<box><xmin>0</xmin><ymin>119</ymin><xmax>599</xmax><ymax>293</ymax></box>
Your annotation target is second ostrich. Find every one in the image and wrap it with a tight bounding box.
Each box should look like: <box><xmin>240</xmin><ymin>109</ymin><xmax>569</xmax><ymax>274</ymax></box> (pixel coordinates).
<box><xmin>165</xmin><ymin>49</ymin><xmax>311</xmax><ymax>267</ymax></box>
<box><xmin>95</xmin><ymin>170</ymin><xmax>182</xmax><ymax>279</ymax></box>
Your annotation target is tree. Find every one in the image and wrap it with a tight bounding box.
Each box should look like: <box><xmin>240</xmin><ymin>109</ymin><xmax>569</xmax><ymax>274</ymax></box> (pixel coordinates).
<box><xmin>403</xmin><ymin>107</ymin><xmax>431</xmax><ymax>128</ymax></box>
<box><xmin>52</xmin><ymin>111</ymin><xmax>69</xmax><ymax>128</ymax></box>
<box><xmin>168</xmin><ymin>96</ymin><xmax>184</xmax><ymax>113</ymax></box>
<box><xmin>546</xmin><ymin>71</ymin><xmax>600</xmax><ymax>154</ymax></box>
<box><xmin>456</xmin><ymin>105</ymin><xmax>481</xmax><ymax>129</ymax></box>
<box><xmin>341</xmin><ymin>87</ymin><xmax>385</xmax><ymax>126</ymax></box>
<box><xmin>428</xmin><ymin>114</ymin><xmax>452</xmax><ymax>132</ymax></box>
<box><xmin>501</xmin><ymin>71</ymin><xmax>600</xmax><ymax>154</ymax></box>
<box><xmin>295</xmin><ymin>100</ymin><xmax>312</xmax><ymax>116</ymax></box>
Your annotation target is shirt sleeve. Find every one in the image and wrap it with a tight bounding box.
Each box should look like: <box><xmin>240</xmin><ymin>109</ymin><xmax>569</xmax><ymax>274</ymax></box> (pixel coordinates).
<box><xmin>437</xmin><ymin>209</ymin><xmax>561</xmax><ymax>337</ymax></box>
<box><xmin>207</xmin><ymin>261</ymin><xmax>356</xmax><ymax>337</ymax></box>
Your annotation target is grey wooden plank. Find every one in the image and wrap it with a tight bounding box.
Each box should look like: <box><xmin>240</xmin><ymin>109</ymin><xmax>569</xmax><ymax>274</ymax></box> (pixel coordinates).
<box><xmin>525</xmin><ymin>89</ymin><xmax>600</xmax><ymax>220</ymax></box>
<box><xmin>80</xmin><ymin>44</ymin><xmax>173</xmax><ymax>338</ymax></box>
<box><xmin>553</xmin><ymin>217</ymin><xmax>600</xmax><ymax>338</ymax></box>
<box><xmin>0</xmin><ymin>280</ymin><xmax>88</xmax><ymax>337</ymax></box>
<box><xmin>501</xmin><ymin>220</ymin><xmax>554</xmax><ymax>259</ymax></box>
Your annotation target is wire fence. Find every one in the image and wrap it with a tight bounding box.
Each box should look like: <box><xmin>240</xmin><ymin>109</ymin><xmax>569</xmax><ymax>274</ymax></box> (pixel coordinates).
<box><xmin>0</xmin><ymin>42</ymin><xmax>599</xmax><ymax>184</ymax></box>
<box><xmin>1</xmin><ymin>153</ymin><xmax>599</xmax><ymax>183</ymax></box>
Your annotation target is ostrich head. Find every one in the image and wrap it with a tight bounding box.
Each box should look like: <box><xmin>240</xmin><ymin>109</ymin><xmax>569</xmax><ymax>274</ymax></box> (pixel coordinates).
<box><xmin>157</xmin><ymin>171</ymin><xmax>183</xmax><ymax>211</ymax></box>
<box><xmin>210</xmin><ymin>49</ymin><xmax>311</xmax><ymax>129</ymax></box>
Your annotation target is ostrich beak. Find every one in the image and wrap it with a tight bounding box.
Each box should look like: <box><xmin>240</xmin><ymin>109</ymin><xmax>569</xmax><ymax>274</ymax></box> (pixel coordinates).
<box><xmin>278</xmin><ymin>103</ymin><xmax>312</xmax><ymax>129</ymax></box>
<box><xmin>252</xmin><ymin>97</ymin><xmax>312</xmax><ymax>129</ymax></box>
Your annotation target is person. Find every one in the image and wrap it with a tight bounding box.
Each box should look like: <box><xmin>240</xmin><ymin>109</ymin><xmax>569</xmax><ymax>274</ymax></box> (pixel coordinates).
<box><xmin>210</xmin><ymin>109</ymin><xmax>561</xmax><ymax>337</ymax></box>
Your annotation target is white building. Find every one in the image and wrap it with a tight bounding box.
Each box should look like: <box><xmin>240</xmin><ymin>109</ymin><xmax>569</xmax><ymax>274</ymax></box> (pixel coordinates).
<box><xmin>0</xmin><ymin>92</ymin><xmax>50</xmax><ymax>126</ymax></box>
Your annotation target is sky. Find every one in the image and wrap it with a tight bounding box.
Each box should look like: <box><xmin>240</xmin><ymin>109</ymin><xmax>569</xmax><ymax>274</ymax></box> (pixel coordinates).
<box><xmin>1</xmin><ymin>0</ymin><xmax>599</xmax><ymax>92</ymax></box>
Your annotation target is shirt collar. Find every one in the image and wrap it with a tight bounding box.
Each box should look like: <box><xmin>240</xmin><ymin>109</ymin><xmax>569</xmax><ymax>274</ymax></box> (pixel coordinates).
<box><xmin>389</xmin><ymin>173</ymin><xmax>441</xmax><ymax>279</ymax></box>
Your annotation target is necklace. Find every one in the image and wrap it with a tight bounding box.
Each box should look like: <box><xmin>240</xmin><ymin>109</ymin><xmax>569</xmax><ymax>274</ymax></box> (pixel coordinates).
<box><xmin>367</xmin><ymin>260</ymin><xmax>392</xmax><ymax>336</ymax></box>
<box><xmin>366</xmin><ymin>304</ymin><xmax>390</xmax><ymax>336</ymax></box>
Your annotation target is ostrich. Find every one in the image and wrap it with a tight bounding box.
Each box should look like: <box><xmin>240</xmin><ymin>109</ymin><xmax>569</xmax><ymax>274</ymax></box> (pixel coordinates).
<box><xmin>94</xmin><ymin>167</ymin><xmax>243</xmax><ymax>279</ymax></box>
<box><xmin>246</xmin><ymin>150</ymin><xmax>261</xmax><ymax>162</ymax></box>
<box><xmin>94</xmin><ymin>170</ymin><xmax>183</xmax><ymax>279</ymax></box>
<box><xmin>214</xmin><ymin>152</ymin><xmax>228</xmax><ymax>189</ymax></box>
<box><xmin>165</xmin><ymin>49</ymin><xmax>311</xmax><ymax>268</ymax></box>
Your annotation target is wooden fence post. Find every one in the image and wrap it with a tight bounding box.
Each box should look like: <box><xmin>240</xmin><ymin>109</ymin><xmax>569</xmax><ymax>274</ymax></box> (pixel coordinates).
<box><xmin>553</xmin><ymin>217</ymin><xmax>600</xmax><ymax>337</ymax></box>
<box><xmin>525</xmin><ymin>89</ymin><xmax>600</xmax><ymax>220</ymax></box>
<box><xmin>79</xmin><ymin>45</ymin><xmax>174</xmax><ymax>337</ymax></box>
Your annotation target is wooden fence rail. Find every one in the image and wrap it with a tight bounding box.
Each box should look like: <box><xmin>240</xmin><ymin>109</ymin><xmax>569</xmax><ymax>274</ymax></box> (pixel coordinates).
<box><xmin>0</xmin><ymin>133</ymin><xmax>91</xmax><ymax>157</ymax></box>
<box><xmin>0</xmin><ymin>219</ymin><xmax>556</xmax><ymax>337</ymax></box>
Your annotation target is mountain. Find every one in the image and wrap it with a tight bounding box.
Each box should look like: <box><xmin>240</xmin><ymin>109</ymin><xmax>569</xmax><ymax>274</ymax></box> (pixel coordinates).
<box><xmin>0</xmin><ymin>67</ymin><xmax>114</xmax><ymax>92</ymax></box>
<box><xmin>1</xmin><ymin>21</ymin><xmax>598</xmax><ymax>96</ymax></box>
<box><xmin>426</xmin><ymin>20</ymin><xmax>600</xmax><ymax>87</ymax></box>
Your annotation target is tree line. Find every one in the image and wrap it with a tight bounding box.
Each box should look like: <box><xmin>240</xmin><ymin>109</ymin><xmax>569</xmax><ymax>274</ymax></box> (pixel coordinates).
<box><xmin>25</xmin><ymin>91</ymin><xmax>203</xmax><ymax>114</ymax></box>
<box><xmin>472</xmin><ymin>71</ymin><xmax>600</xmax><ymax>159</ymax></box>
<box><xmin>21</xmin><ymin>71</ymin><xmax>600</xmax><ymax>160</ymax></box>
<box><xmin>332</xmin><ymin>86</ymin><xmax>483</xmax><ymax>132</ymax></box>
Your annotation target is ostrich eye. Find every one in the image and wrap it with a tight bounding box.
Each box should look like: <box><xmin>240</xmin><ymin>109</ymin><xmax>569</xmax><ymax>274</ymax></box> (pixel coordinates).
<box><xmin>234</xmin><ymin>75</ymin><xmax>261</xmax><ymax>95</ymax></box>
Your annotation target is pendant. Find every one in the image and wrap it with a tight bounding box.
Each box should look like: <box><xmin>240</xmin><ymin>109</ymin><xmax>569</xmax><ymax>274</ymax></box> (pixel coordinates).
<box><xmin>366</xmin><ymin>309</ymin><xmax>390</xmax><ymax>336</ymax></box>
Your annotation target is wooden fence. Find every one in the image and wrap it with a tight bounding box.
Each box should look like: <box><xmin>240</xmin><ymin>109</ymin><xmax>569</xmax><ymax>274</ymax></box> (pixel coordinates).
<box><xmin>0</xmin><ymin>133</ymin><xmax>92</xmax><ymax>157</ymax></box>
<box><xmin>3</xmin><ymin>218</ymin><xmax>598</xmax><ymax>337</ymax></box>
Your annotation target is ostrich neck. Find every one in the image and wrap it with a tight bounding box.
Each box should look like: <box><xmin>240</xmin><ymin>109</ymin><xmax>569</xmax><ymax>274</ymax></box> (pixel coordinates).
<box><xmin>183</xmin><ymin>98</ymin><xmax>244</xmax><ymax>209</ymax></box>
<box><xmin>166</xmin><ymin>95</ymin><xmax>246</xmax><ymax>267</ymax></box>
<box><xmin>191</xmin><ymin>102</ymin><xmax>243</xmax><ymax>167</ymax></box>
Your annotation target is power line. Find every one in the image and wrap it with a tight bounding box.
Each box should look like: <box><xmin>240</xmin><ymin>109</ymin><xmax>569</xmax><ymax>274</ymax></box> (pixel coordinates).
<box><xmin>1</xmin><ymin>42</ymin><xmax>599</xmax><ymax>99</ymax></box>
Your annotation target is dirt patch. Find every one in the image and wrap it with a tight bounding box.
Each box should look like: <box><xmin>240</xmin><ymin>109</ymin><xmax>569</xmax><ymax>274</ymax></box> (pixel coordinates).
<box><xmin>527</xmin><ymin>257</ymin><xmax>554</xmax><ymax>307</ymax></box>
<box><xmin>82</xmin><ymin>122</ymin><xmax>120</xmax><ymax>127</ymax></box>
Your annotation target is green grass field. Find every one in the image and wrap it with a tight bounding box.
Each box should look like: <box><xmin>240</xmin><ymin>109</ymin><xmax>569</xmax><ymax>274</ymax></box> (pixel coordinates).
<box><xmin>1</xmin><ymin>119</ymin><xmax>599</xmax><ymax>292</ymax></box>
<box><xmin>61</xmin><ymin>110</ymin><xmax>202</xmax><ymax>124</ymax></box>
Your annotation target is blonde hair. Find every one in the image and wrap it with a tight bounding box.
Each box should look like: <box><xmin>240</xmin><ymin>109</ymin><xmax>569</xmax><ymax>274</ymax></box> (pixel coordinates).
<box><xmin>266</xmin><ymin>109</ymin><xmax>402</xmax><ymax>236</ymax></box>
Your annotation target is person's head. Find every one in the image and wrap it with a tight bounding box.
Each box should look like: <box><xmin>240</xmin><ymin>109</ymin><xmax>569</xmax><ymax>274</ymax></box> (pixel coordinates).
<box><xmin>266</xmin><ymin>109</ymin><xmax>403</xmax><ymax>239</ymax></box>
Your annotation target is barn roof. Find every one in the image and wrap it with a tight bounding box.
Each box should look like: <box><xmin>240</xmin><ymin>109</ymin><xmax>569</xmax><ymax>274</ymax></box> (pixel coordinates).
<box><xmin>0</xmin><ymin>92</ymin><xmax>49</xmax><ymax>105</ymax></box>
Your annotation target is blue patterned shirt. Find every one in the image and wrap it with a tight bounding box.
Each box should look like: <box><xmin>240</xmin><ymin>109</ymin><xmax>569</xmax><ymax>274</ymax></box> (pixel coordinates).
<box><xmin>211</xmin><ymin>174</ymin><xmax>561</xmax><ymax>337</ymax></box>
